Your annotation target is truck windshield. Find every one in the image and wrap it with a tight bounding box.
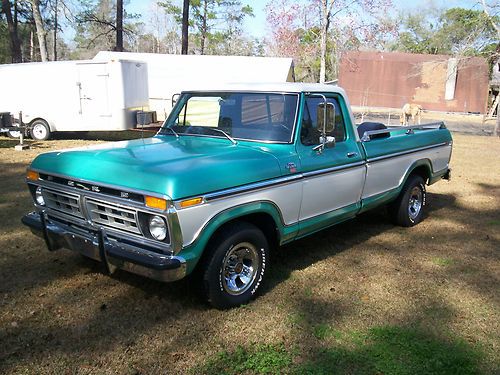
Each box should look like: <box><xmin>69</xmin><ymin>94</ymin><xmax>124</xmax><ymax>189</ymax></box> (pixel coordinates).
<box><xmin>160</xmin><ymin>92</ymin><xmax>299</xmax><ymax>143</ymax></box>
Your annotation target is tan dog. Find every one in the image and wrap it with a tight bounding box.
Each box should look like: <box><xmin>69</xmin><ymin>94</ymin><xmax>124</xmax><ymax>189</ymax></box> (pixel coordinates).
<box><xmin>400</xmin><ymin>103</ymin><xmax>422</xmax><ymax>125</ymax></box>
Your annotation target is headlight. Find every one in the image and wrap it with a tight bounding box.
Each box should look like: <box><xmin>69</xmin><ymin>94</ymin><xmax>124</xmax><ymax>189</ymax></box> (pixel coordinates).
<box><xmin>35</xmin><ymin>186</ymin><xmax>45</xmax><ymax>205</ymax></box>
<box><xmin>148</xmin><ymin>215</ymin><xmax>167</xmax><ymax>241</ymax></box>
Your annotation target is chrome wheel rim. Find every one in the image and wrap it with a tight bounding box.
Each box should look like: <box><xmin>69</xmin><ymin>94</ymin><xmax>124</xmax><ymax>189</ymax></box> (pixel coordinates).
<box><xmin>221</xmin><ymin>242</ymin><xmax>260</xmax><ymax>296</ymax></box>
<box><xmin>32</xmin><ymin>123</ymin><xmax>47</xmax><ymax>139</ymax></box>
<box><xmin>408</xmin><ymin>186</ymin><xmax>423</xmax><ymax>220</ymax></box>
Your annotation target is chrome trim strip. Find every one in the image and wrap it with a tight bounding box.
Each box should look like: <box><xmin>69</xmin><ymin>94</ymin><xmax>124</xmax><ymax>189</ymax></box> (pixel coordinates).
<box><xmin>204</xmin><ymin>174</ymin><xmax>303</xmax><ymax>202</ymax></box>
<box><xmin>30</xmin><ymin>168</ymin><xmax>170</xmax><ymax>200</ymax></box>
<box><xmin>366</xmin><ymin>142</ymin><xmax>450</xmax><ymax>163</ymax></box>
<box><xmin>302</xmin><ymin>161</ymin><xmax>365</xmax><ymax>178</ymax></box>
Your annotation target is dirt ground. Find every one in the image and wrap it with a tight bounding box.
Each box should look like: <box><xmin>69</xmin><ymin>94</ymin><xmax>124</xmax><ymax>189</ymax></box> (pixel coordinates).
<box><xmin>0</xmin><ymin>130</ymin><xmax>499</xmax><ymax>374</ymax></box>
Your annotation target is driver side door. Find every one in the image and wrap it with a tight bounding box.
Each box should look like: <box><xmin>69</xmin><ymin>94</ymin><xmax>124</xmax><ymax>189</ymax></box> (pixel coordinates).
<box><xmin>296</xmin><ymin>94</ymin><xmax>365</xmax><ymax>235</ymax></box>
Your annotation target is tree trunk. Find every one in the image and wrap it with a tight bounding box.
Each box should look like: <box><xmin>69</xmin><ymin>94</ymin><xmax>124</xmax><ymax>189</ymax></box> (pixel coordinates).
<box><xmin>2</xmin><ymin>0</ymin><xmax>22</xmax><ymax>63</ymax></box>
<box><xmin>53</xmin><ymin>0</ymin><xmax>58</xmax><ymax>60</ymax></box>
<box><xmin>30</xmin><ymin>30</ymin><xmax>34</xmax><ymax>61</ymax></box>
<box><xmin>30</xmin><ymin>0</ymin><xmax>49</xmax><ymax>62</ymax></box>
<box><xmin>181</xmin><ymin>0</ymin><xmax>189</xmax><ymax>55</ymax></box>
<box><xmin>200</xmin><ymin>0</ymin><xmax>208</xmax><ymax>55</ymax></box>
<box><xmin>116</xmin><ymin>0</ymin><xmax>124</xmax><ymax>51</ymax></box>
<box><xmin>495</xmin><ymin>108</ymin><xmax>500</xmax><ymax>137</ymax></box>
<box><xmin>319</xmin><ymin>0</ymin><xmax>328</xmax><ymax>83</ymax></box>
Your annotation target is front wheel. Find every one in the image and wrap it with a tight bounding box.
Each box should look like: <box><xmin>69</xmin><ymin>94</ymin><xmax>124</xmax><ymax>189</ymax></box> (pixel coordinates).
<box><xmin>30</xmin><ymin>119</ymin><xmax>51</xmax><ymax>141</ymax></box>
<box><xmin>201</xmin><ymin>222</ymin><xmax>269</xmax><ymax>309</ymax></box>
<box><xmin>389</xmin><ymin>174</ymin><xmax>426</xmax><ymax>227</ymax></box>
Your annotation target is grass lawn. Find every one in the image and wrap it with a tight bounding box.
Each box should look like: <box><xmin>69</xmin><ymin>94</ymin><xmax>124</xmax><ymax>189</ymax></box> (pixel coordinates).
<box><xmin>0</xmin><ymin>132</ymin><xmax>498</xmax><ymax>374</ymax></box>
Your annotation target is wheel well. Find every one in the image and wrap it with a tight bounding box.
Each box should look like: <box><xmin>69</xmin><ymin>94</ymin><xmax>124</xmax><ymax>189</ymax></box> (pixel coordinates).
<box><xmin>409</xmin><ymin>164</ymin><xmax>431</xmax><ymax>184</ymax></box>
<box><xmin>210</xmin><ymin>213</ymin><xmax>280</xmax><ymax>250</ymax></box>
<box><xmin>29</xmin><ymin>118</ymin><xmax>51</xmax><ymax>131</ymax></box>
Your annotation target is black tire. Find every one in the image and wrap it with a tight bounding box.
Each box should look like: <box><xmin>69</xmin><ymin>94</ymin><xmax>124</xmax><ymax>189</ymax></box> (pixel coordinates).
<box><xmin>6</xmin><ymin>126</ymin><xmax>21</xmax><ymax>139</ymax></box>
<box><xmin>200</xmin><ymin>222</ymin><xmax>269</xmax><ymax>309</ymax></box>
<box><xmin>30</xmin><ymin>119</ymin><xmax>50</xmax><ymax>141</ymax></box>
<box><xmin>389</xmin><ymin>174</ymin><xmax>426</xmax><ymax>227</ymax></box>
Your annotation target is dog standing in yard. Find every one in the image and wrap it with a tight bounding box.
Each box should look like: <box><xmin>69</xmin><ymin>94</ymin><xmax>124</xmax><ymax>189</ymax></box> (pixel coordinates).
<box><xmin>400</xmin><ymin>103</ymin><xmax>422</xmax><ymax>125</ymax></box>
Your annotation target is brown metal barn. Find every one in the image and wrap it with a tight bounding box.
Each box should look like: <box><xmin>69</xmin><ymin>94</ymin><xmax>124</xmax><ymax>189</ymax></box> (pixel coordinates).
<box><xmin>339</xmin><ymin>51</ymin><xmax>489</xmax><ymax>114</ymax></box>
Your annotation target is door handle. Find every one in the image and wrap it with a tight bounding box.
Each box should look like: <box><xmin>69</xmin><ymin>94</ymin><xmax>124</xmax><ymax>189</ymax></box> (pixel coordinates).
<box><xmin>347</xmin><ymin>152</ymin><xmax>358</xmax><ymax>158</ymax></box>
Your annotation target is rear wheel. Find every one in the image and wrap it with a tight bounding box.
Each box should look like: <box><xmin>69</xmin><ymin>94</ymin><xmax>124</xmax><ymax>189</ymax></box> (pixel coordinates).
<box><xmin>389</xmin><ymin>174</ymin><xmax>426</xmax><ymax>227</ymax></box>
<box><xmin>200</xmin><ymin>222</ymin><xmax>269</xmax><ymax>309</ymax></box>
<box><xmin>30</xmin><ymin>119</ymin><xmax>50</xmax><ymax>141</ymax></box>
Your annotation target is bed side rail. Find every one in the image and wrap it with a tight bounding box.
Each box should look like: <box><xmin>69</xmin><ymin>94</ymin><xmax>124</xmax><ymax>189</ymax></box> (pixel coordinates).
<box><xmin>360</xmin><ymin>122</ymin><xmax>447</xmax><ymax>142</ymax></box>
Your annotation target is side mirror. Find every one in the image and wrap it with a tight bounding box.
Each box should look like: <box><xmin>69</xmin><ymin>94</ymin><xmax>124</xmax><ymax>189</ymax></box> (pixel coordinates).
<box><xmin>172</xmin><ymin>93</ymin><xmax>180</xmax><ymax>108</ymax></box>
<box><xmin>317</xmin><ymin>102</ymin><xmax>335</xmax><ymax>133</ymax></box>
<box><xmin>313</xmin><ymin>101</ymin><xmax>336</xmax><ymax>153</ymax></box>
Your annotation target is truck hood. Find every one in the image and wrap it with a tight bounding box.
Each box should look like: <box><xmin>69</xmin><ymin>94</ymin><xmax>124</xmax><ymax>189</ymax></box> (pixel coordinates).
<box><xmin>30</xmin><ymin>136</ymin><xmax>283</xmax><ymax>200</ymax></box>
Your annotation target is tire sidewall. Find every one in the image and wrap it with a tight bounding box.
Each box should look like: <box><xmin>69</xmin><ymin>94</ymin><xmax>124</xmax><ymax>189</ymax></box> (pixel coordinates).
<box><xmin>402</xmin><ymin>176</ymin><xmax>426</xmax><ymax>226</ymax></box>
<box><xmin>30</xmin><ymin>120</ymin><xmax>50</xmax><ymax>141</ymax></box>
<box><xmin>205</xmin><ymin>224</ymin><xmax>268</xmax><ymax>309</ymax></box>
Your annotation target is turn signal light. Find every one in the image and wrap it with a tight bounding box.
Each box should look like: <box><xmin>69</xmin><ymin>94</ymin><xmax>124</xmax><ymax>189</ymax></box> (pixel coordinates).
<box><xmin>145</xmin><ymin>196</ymin><xmax>167</xmax><ymax>210</ymax></box>
<box><xmin>26</xmin><ymin>170</ymin><xmax>39</xmax><ymax>181</ymax></box>
<box><xmin>179</xmin><ymin>197</ymin><xmax>203</xmax><ymax>208</ymax></box>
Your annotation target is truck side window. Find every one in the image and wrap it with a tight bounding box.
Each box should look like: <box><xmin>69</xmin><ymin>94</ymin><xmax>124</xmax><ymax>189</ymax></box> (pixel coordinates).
<box><xmin>301</xmin><ymin>96</ymin><xmax>346</xmax><ymax>146</ymax></box>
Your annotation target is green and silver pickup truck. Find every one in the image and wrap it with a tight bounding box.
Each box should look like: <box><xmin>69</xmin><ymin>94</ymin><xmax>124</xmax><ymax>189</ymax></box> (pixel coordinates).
<box><xmin>22</xmin><ymin>83</ymin><xmax>452</xmax><ymax>309</ymax></box>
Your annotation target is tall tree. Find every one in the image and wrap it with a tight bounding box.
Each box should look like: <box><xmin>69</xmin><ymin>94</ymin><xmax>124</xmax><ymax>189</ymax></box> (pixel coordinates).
<box><xmin>1</xmin><ymin>0</ymin><xmax>22</xmax><ymax>62</ymax></box>
<box><xmin>74</xmin><ymin>0</ymin><xmax>140</xmax><ymax>58</ymax></box>
<box><xmin>160</xmin><ymin>0</ymin><xmax>253</xmax><ymax>55</ymax></box>
<box><xmin>315</xmin><ymin>0</ymin><xmax>392</xmax><ymax>83</ymax></box>
<box><xmin>29</xmin><ymin>0</ymin><xmax>49</xmax><ymax>61</ymax></box>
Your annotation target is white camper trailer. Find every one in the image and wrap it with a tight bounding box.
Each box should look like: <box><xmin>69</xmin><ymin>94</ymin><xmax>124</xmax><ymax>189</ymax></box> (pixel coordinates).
<box><xmin>0</xmin><ymin>59</ymin><xmax>149</xmax><ymax>140</ymax></box>
<box><xmin>94</xmin><ymin>52</ymin><xmax>295</xmax><ymax>121</ymax></box>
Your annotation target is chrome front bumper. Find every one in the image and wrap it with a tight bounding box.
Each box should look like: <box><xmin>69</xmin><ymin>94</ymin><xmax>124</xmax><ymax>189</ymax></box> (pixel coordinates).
<box><xmin>22</xmin><ymin>211</ymin><xmax>187</xmax><ymax>282</ymax></box>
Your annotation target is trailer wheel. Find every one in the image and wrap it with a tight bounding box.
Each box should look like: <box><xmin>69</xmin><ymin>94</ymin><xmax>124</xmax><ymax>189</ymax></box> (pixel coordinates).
<box><xmin>30</xmin><ymin>119</ymin><xmax>50</xmax><ymax>141</ymax></box>
<box><xmin>6</xmin><ymin>127</ymin><xmax>22</xmax><ymax>139</ymax></box>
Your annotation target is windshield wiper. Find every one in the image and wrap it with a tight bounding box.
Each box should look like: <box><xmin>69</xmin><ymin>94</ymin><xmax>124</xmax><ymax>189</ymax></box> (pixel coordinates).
<box><xmin>161</xmin><ymin>127</ymin><xmax>179</xmax><ymax>139</ymax></box>
<box><xmin>200</xmin><ymin>127</ymin><xmax>237</xmax><ymax>145</ymax></box>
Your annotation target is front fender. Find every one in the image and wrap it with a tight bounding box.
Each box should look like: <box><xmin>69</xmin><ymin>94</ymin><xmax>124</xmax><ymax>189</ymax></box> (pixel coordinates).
<box><xmin>177</xmin><ymin>201</ymin><xmax>293</xmax><ymax>274</ymax></box>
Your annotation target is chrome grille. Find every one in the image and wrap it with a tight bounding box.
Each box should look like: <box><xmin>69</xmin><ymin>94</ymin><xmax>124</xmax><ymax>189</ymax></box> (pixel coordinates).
<box><xmin>85</xmin><ymin>198</ymin><xmax>141</xmax><ymax>234</ymax></box>
<box><xmin>43</xmin><ymin>190</ymin><xmax>84</xmax><ymax>219</ymax></box>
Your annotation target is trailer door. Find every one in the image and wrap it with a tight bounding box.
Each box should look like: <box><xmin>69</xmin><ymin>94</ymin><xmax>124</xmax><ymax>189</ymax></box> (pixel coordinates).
<box><xmin>77</xmin><ymin>63</ymin><xmax>111</xmax><ymax>130</ymax></box>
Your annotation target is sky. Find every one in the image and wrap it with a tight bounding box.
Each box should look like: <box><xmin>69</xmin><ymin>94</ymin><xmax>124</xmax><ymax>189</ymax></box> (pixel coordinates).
<box><xmin>125</xmin><ymin>0</ymin><xmax>484</xmax><ymax>40</ymax></box>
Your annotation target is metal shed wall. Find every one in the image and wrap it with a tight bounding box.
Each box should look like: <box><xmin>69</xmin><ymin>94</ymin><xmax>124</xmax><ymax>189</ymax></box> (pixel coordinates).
<box><xmin>338</xmin><ymin>51</ymin><xmax>489</xmax><ymax>113</ymax></box>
